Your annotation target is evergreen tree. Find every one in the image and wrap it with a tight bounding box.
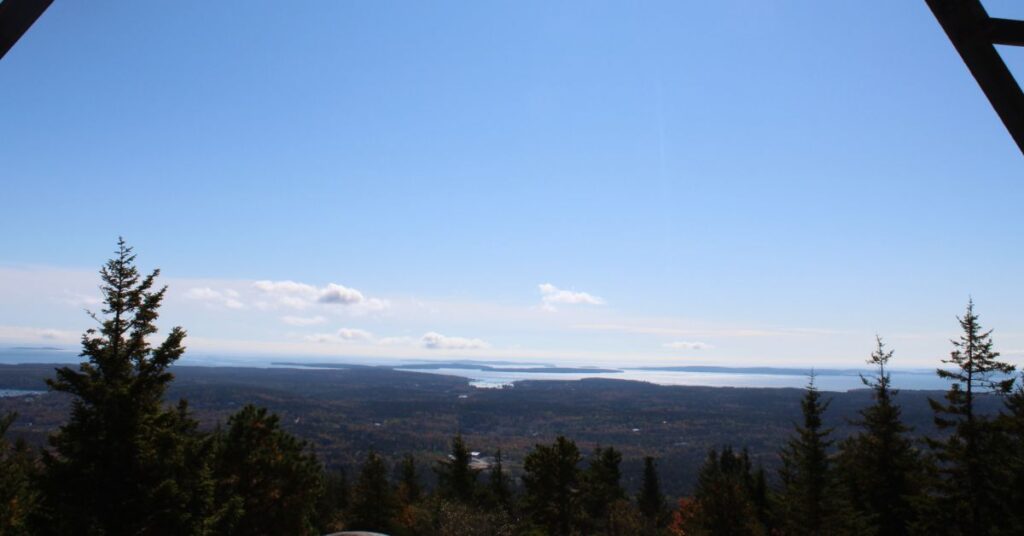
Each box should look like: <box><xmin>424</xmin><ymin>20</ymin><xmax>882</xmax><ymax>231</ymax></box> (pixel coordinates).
<box><xmin>488</xmin><ymin>448</ymin><xmax>512</xmax><ymax>510</ymax></box>
<box><xmin>431</xmin><ymin>498</ymin><xmax>515</xmax><ymax>536</ymax></box>
<box><xmin>38</xmin><ymin>239</ymin><xmax>213</xmax><ymax>535</ymax></box>
<box><xmin>606</xmin><ymin>498</ymin><xmax>644</xmax><ymax>536</ymax></box>
<box><xmin>778</xmin><ymin>376</ymin><xmax>869</xmax><ymax>535</ymax></box>
<box><xmin>998</xmin><ymin>375</ymin><xmax>1024</xmax><ymax>530</ymax></box>
<box><xmin>750</xmin><ymin>463</ymin><xmax>771</xmax><ymax>531</ymax></box>
<box><xmin>522</xmin><ymin>436</ymin><xmax>582</xmax><ymax>535</ymax></box>
<box><xmin>348</xmin><ymin>451</ymin><xmax>398</xmax><ymax>533</ymax></box>
<box><xmin>211</xmin><ymin>404</ymin><xmax>323</xmax><ymax>535</ymax></box>
<box><xmin>581</xmin><ymin>445</ymin><xmax>626</xmax><ymax>530</ymax></box>
<box><xmin>777</xmin><ymin>376</ymin><xmax>832</xmax><ymax>535</ymax></box>
<box><xmin>927</xmin><ymin>300</ymin><xmax>1016</xmax><ymax>535</ymax></box>
<box><xmin>836</xmin><ymin>337</ymin><xmax>922</xmax><ymax>535</ymax></box>
<box><xmin>637</xmin><ymin>456</ymin><xmax>667</xmax><ymax>533</ymax></box>
<box><xmin>0</xmin><ymin>412</ymin><xmax>37</xmax><ymax>536</ymax></box>
<box><xmin>316</xmin><ymin>467</ymin><xmax>350</xmax><ymax>533</ymax></box>
<box><xmin>397</xmin><ymin>454</ymin><xmax>422</xmax><ymax>504</ymax></box>
<box><xmin>435</xmin><ymin>434</ymin><xmax>479</xmax><ymax>503</ymax></box>
<box><xmin>684</xmin><ymin>447</ymin><xmax>766</xmax><ymax>535</ymax></box>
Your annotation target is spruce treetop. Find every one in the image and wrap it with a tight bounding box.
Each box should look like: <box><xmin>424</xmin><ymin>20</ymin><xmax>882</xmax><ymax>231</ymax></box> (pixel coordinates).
<box><xmin>862</xmin><ymin>336</ymin><xmax>894</xmax><ymax>394</ymax></box>
<box><xmin>938</xmin><ymin>299</ymin><xmax>1016</xmax><ymax>398</ymax></box>
<box><xmin>49</xmin><ymin>237</ymin><xmax>186</xmax><ymax>407</ymax></box>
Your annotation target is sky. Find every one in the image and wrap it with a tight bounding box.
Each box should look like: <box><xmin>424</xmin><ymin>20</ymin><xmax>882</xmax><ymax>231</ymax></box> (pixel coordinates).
<box><xmin>1</xmin><ymin>1</ymin><xmax>1023</xmax><ymax>368</ymax></box>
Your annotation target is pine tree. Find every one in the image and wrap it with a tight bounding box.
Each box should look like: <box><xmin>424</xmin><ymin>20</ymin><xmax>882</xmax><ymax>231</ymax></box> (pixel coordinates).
<box><xmin>435</xmin><ymin>434</ymin><xmax>479</xmax><ymax>503</ymax></box>
<box><xmin>998</xmin><ymin>376</ymin><xmax>1024</xmax><ymax>530</ymax></box>
<box><xmin>488</xmin><ymin>448</ymin><xmax>512</xmax><ymax>510</ymax></box>
<box><xmin>581</xmin><ymin>446</ymin><xmax>626</xmax><ymax>532</ymax></box>
<box><xmin>750</xmin><ymin>463</ymin><xmax>771</xmax><ymax>531</ymax></box>
<box><xmin>348</xmin><ymin>451</ymin><xmax>398</xmax><ymax>533</ymax></box>
<box><xmin>637</xmin><ymin>456</ymin><xmax>667</xmax><ymax>534</ymax></box>
<box><xmin>0</xmin><ymin>412</ymin><xmax>38</xmax><ymax>536</ymax></box>
<box><xmin>211</xmin><ymin>404</ymin><xmax>323</xmax><ymax>535</ymax></box>
<box><xmin>397</xmin><ymin>454</ymin><xmax>422</xmax><ymax>504</ymax></box>
<box><xmin>522</xmin><ymin>436</ymin><xmax>582</xmax><ymax>535</ymax></box>
<box><xmin>836</xmin><ymin>337</ymin><xmax>922</xmax><ymax>535</ymax></box>
<box><xmin>432</xmin><ymin>499</ymin><xmax>515</xmax><ymax>536</ymax></box>
<box><xmin>685</xmin><ymin>447</ymin><xmax>766</xmax><ymax>535</ymax></box>
<box><xmin>38</xmin><ymin>239</ymin><xmax>213</xmax><ymax>535</ymax></box>
<box><xmin>606</xmin><ymin>498</ymin><xmax>644</xmax><ymax>536</ymax></box>
<box><xmin>777</xmin><ymin>376</ymin><xmax>832</xmax><ymax>535</ymax></box>
<box><xmin>316</xmin><ymin>467</ymin><xmax>350</xmax><ymax>533</ymax></box>
<box><xmin>927</xmin><ymin>300</ymin><xmax>1016</xmax><ymax>535</ymax></box>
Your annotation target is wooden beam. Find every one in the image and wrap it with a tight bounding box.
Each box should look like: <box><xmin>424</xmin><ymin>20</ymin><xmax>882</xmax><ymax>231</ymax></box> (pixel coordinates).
<box><xmin>0</xmin><ymin>0</ymin><xmax>54</xmax><ymax>60</ymax></box>
<box><xmin>925</xmin><ymin>0</ymin><xmax>1024</xmax><ymax>155</ymax></box>
<box><xmin>987</xmin><ymin>17</ymin><xmax>1024</xmax><ymax>47</ymax></box>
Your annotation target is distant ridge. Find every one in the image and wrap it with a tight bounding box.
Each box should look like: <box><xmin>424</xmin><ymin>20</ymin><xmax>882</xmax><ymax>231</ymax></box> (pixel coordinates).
<box><xmin>269</xmin><ymin>362</ymin><xmax>372</xmax><ymax>369</ymax></box>
<box><xmin>402</xmin><ymin>359</ymin><xmax>551</xmax><ymax>367</ymax></box>
<box><xmin>628</xmin><ymin>365</ymin><xmax>935</xmax><ymax>377</ymax></box>
<box><xmin>395</xmin><ymin>363</ymin><xmax>621</xmax><ymax>374</ymax></box>
<box><xmin>270</xmin><ymin>361</ymin><xmax>623</xmax><ymax>374</ymax></box>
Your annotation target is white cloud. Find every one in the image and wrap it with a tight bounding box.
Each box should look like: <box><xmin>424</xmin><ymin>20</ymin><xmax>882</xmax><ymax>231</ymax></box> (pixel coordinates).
<box><xmin>304</xmin><ymin>327</ymin><xmax>374</xmax><ymax>343</ymax></box>
<box><xmin>184</xmin><ymin>287</ymin><xmax>244</xmax><ymax>309</ymax></box>
<box><xmin>280</xmin><ymin>315</ymin><xmax>327</xmax><ymax>326</ymax></box>
<box><xmin>5</xmin><ymin>264</ymin><xmax>931</xmax><ymax>368</ymax></box>
<box><xmin>353</xmin><ymin>297</ymin><xmax>390</xmax><ymax>314</ymax></box>
<box><xmin>253</xmin><ymin>279</ymin><xmax>388</xmax><ymax>313</ymax></box>
<box><xmin>421</xmin><ymin>331</ymin><xmax>490</xmax><ymax>350</ymax></box>
<box><xmin>663</xmin><ymin>341</ymin><xmax>714</xmax><ymax>350</ymax></box>
<box><xmin>0</xmin><ymin>325</ymin><xmax>79</xmax><ymax>344</ymax></box>
<box><xmin>252</xmin><ymin>280</ymin><xmax>318</xmax><ymax>309</ymax></box>
<box><xmin>573</xmin><ymin>323</ymin><xmax>841</xmax><ymax>338</ymax></box>
<box><xmin>303</xmin><ymin>329</ymin><xmax>484</xmax><ymax>349</ymax></box>
<box><xmin>539</xmin><ymin>283</ymin><xmax>604</xmax><ymax>311</ymax></box>
<box><xmin>185</xmin><ymin>288</ymin><xmax>219</xmax><ymax>300</ymax></box>
<box><xmin>318</xmin><ymin>283</ymin><xmax>364</xmax><ymax>305</ymax></box>
<box><xmin>253</xmin><ymin>280</ymin><xmax>318</xmax><ymax>295</ymax></box>
<box><xmin>337</xmin><ymin>327</ymin><xmax>373</xmax><ymax>340</ymax></box>
<box><xmin>62</xmin><ymin>291</ymin><xmax>102</xmax><ymax>308</ymax></box>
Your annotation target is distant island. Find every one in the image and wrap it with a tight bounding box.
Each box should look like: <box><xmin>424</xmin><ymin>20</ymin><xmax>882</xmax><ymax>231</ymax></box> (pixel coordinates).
<box><xmin>265</xmin><ymin>362</ymin><xmax>942</xmax><ymax>378</ymax></box>
<box><xmin>395</xmin><ymin>363</ymin><xmax>622</xmax><ymax>374</ymax></box>
<box><xmin>271</xmin><ymin>361</ymin><xmax>623</xmax><ymax>374</ymax></box>
<box><xmin>627</xmin><ymin>365</ymin><xmax>934</xmax><ymax>377</ymax></box>
<box><xmin>270</xmin><ymin>362</ymin><xmax>370</xmax><ymax>369</ymax></box>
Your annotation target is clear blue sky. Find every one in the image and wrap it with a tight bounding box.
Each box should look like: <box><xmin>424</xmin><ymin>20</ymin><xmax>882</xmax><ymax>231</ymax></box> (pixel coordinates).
<box><xmin>1</xmin><ymin>1</ymin><xmax>1022</xmax><ymax>367</ymax></box>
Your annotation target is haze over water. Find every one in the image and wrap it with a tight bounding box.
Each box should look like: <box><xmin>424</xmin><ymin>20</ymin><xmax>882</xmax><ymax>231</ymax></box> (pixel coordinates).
<box><xmin>403</xmin><ymin>366</ymin><xmax>946</xmax><ymax>391</ymax></box>
<box><xmin>0</xmin><ymin>348</ymin><xmax>949</xmax><ymax>392</ymax></box>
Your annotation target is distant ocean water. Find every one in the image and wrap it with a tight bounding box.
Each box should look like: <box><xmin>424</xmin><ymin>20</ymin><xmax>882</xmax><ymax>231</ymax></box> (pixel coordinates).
<box><xmin>0</xmin><ymin>347</ymin><xmax>79</xmax><ymax>364</ymax></box>
<box><xmin>0</xmin><ymin>389</ymin><xmax>45</xmax><ymax>398</ymax></box>
<box><xmin>404</xmin><ymin>367</ymin><xmax>948</xmax><ymax>391</ymax></box>
<box><xmin>0</xmin><ymin>348</ymin><xmax>953</xmax><ymax>391</ymax></box>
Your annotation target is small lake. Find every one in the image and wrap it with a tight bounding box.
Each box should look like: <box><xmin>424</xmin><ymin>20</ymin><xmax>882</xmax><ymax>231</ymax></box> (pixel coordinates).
<box><xmin>0</xmin><ymin>389</ymin><xmax>45</xmax><ymax>398</ymax></box>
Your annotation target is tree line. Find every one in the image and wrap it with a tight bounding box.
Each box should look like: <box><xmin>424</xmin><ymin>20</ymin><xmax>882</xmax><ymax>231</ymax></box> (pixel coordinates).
<box><xmin>671</xmin><ymin>300</ymin><xmax>1024</xmax><ymax>536</ymax></box>
<box><xmin>2</xmin><ymin>242</ymin><xmax>1024</xmax><ymax>535</ymax></box>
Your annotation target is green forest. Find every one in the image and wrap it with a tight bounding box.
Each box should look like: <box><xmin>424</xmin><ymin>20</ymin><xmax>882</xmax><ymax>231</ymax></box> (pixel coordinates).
<box><xmin>3</xmin><ymin>243</ymin><xmax>1024</xmax><ymax>536</ymax></box>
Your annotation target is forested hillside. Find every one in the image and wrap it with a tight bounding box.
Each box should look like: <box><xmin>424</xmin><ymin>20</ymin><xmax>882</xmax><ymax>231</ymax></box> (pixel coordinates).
<box><xmin>0</xmin><ymin>362</ymin><xmax>1007</xmax><ymax>498</ymax></box>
